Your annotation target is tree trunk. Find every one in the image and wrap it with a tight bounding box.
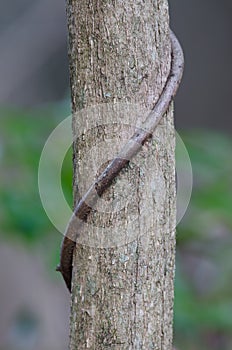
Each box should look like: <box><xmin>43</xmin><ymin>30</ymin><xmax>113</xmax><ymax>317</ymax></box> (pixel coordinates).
<box><xmin>67</xmin><ymin>0</ymin><xmax>176</xmax><ymax>349</ymax></box>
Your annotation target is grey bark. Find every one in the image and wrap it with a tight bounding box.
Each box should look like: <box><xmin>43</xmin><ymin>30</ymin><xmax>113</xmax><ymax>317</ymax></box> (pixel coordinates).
<box><xmin>67</xmin><ymin>0</ymin><xmax>176</xmax><ymax>349</ymax></box>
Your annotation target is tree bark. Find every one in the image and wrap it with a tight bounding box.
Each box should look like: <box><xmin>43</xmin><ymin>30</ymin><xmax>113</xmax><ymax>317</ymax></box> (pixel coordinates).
<box><xmin>67</xmin><ymin>0</ymin><xmax>176</xmax><ymax>349</ymax></box>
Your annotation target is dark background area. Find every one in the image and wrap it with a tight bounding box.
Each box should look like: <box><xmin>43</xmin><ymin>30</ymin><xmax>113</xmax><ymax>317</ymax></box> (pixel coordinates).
<box><xmin>0</xmin><ymin>1</ymin><xmax>232</xmax><ymax>349</ymax></box>
<box><xmin>1</xmin><ymin>0</ymin><xmax>232</xmax><ymax>131</ymax></box>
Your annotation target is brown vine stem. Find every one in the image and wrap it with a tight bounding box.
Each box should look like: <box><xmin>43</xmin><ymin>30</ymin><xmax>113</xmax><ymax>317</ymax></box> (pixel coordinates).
<box><xmin>57</xmin><ymin>30</ymin><xmax>184</xmax><ymax>292</ymax></box>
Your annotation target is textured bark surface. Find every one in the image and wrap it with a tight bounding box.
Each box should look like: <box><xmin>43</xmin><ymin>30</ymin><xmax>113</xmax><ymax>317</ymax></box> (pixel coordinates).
<box><xmin>67</xmin><ymin>0</ymin><xmax>176</xmax><ymax>349</ymax></box>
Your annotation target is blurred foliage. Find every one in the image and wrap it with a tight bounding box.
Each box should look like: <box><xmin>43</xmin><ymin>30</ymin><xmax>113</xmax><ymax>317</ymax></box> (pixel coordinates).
<box><xmin>1</xmin><ymin>105</ymin><xmax>232</xmax><ymax>349</ymax></box>
<box><xmin>0</xmin><ymin>102</ymin><xmax>72</xmax><ymax>245</ymax></box>
<box><xmin>174</xmin><ymin>131</ymin><xmax>232</xmax><ymax>349</ymax></box>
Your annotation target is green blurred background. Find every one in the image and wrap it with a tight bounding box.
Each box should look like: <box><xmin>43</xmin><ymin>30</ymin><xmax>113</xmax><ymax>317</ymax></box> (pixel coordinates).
<box><xmin>1</xmin><ymin>1</ymin><xmax>232</xmax><ymax>349</ymax></box>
